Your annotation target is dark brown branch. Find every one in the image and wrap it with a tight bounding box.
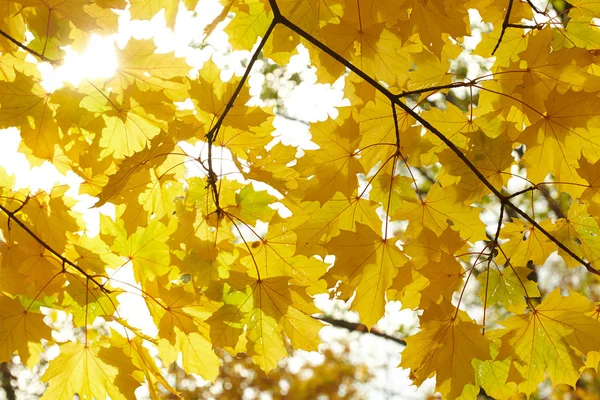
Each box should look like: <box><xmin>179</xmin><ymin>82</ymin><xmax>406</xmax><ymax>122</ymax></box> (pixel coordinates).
<box><xmin>491</xmin><ymin>206</ymin><xmax>505</xmax><ymax>248</ymax></box>
<box><xmin>314</xmin><ymin>315</ymin><xmax>406</xmax><ymax>346</ymax></box>
<box><xmin>492</xmin><ymin>0</ymin><xmax>515</xmax><ymax>55</ymax></box>
<box><xmin>276</xmin><ymin>9</ymin><xmax>600</xmax><ymax>277</ymax></box>
<box><xmin>0</xmin><ymin>203</ymin><xmax>111</xmax><ymax>293</ymax></box>
<box><xmin>506</xmin><ymin>23</ymin><xmax>545</xmax><ymax>30</ymax></box>
<box><xmin>279</xmin><ymin>17</ymin><xmax>394</xmax><ymax>99</ymax></box>
<box><xmin>0</xmin><ymin>28</ymin><xmax>58</xmax><ymax>64</ymax></box>
<box><xmin>205</xmin><ymin>20</ymin><xmax>277</xmax><ymax>143</ymax></box>
<box><xmin>11</xmin><ymin>198</ymin><xmax>29</xmax><ymax>214</ymax></box>
<box><xmin>397</xmin><ymin>107</ymin><xmax>600</xmax><ymax>276</ymax></box>
<box><xmin>391</xmin><ymin>101</ymin><xmax>400</xmax><ymax>149</ymax></box>
<box><xmin>279</xmin><ymin>13</ymin><xmax>503</xmax><ymax>199</ymax></box>
<box><xmin>204</xmin><ymin>19</ymin><xmax>277</xmax><ymax>214</ymax></box>
<box><xmin>490</xmin><ymin>3</ymin><xmax>546</xmax><ymax>55</ymax></box>
<box><xmin>268</xmin><ymin>0</ymin><xmax>281</xmax><ymax>19</ymax></box>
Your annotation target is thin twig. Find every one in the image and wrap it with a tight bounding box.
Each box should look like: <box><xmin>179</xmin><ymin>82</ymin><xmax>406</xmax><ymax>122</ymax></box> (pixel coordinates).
<box><xmin>507</xmin><ymin>23</ymin><xmax>545</xmax><ymax>30</ymax></box>
<box><xmin>314</xmin><ymin>315</ymin><xmax>406</xmax><ymax>346</ymax></box>
<box><xmin>492</xmin><ymin>0</ymin><xmax>515</xmax><ymax>55</ymax></box>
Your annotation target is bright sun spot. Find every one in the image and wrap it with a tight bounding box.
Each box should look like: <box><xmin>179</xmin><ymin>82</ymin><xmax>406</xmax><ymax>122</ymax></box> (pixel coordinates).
<box><xmin>38</xmin><ymin>34</ymin><xmax>118</xmax><ymax>91</ymax></box>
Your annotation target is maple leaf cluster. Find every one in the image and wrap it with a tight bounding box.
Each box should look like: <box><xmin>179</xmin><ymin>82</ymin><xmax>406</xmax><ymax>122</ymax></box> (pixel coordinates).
<box><xmin>1</xmin><ymin>0</ymin><xmax>600</xmax><ymax>399</ymax></box>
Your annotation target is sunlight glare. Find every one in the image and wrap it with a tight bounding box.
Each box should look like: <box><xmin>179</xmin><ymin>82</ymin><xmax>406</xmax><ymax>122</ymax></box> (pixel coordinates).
<box><xmin>39</xmin><ymin>35</ymin><xmax>118</xmax><ymax>92</ymax></box>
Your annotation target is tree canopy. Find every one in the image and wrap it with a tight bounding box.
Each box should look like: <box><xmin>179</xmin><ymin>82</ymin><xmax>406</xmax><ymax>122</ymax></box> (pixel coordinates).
<box><xmin>1</xmin><ymin>0</ymin><xmax>600</xmax><ymax>398</ymax></box>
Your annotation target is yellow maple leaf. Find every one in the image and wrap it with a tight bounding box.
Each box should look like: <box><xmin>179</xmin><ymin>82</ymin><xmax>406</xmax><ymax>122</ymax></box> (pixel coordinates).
<box><xmin>0</xmin><ymin>70</ymin><xmax>59</xmax><ymax>161</ymax></box>
<box><xmin>324</xmin><ymin>222</ymin><xmax>408</xmax><ymax>327</ymax></box>
<box><xmin>498</xmin><ymin>289</ymin><xmax>600</xmax><ymax>396</ymax></box>
<box><xmin>3</xmin><ymin>0</ymin><xmax>600</xmax><ymax>396</ymax></box>
<box><xmin>278</xmin><ymin>0</ymin><xmax>343</xmax><ymax>37</ymax></box>
<box><xmin>554</xmin><ymin>200</ymin><xmax>600</xmax><ymax>268</ymax></box>
<box><xmin>22</xmin><ymin>0</ymin><xmax>117</xmax><ymax>59</ymax></box>
<box><xmin>401</xmin><ymin>300</ymin><xmax>491</xmax><ymax>399</ymax></box>
<box><xmin>207</xmin><ymin>270</ymin><xmax>322</xmax><ymax>371</ymax></box>
<box><xmin>127</xmin><ymin>337</ymin><xmax>180</xmax><ymax>398</ymax></box>
<box><xmin>0</xmin><ymin>295</ymin><xmax>50</xmax><ymax>365</ymax></box>
<box><xmin>225</xmin><ymin>1</ymin><xmax>272</xmax><ymax>50</ymax></box>
<box><xmin>578</xmin><ymin>156</ymin><xmax>600</xmax><ymax>203</ymax></box>
<box><xmin>551</xmin><ymin>0</ymin><xmax>600</xmax><ymax>50</ymax></box>
<box><xmin>496</xmin><ymin>219</ymin><xmax>557</xmax><ymax>267</ymax></box>
<box><xmin>294</xmin><ymin>116</ymin><xmax>364</xmax><ymax>204</ymax></box>
<box><xmin>186</xmin><ymin>60</ymin><xmax>271</xmax><ymax>132</ymax></box>
<box><xmin>400</xmin><ymin>0</ymin><xmax>469</xmax><ymax>54</ymax></box>
<box><xmin>407</xmin><ymin>37</ymin><xmax>460</xmax><ymax>91</ymax></box>
<box><xmin>129</xmin><ymin>0</ymin><xmax>185</xmax><ymax>28</ymax></box>
<box><xmin>478</xmin><ymin>266</ymin><xmax>540</xmax><ymax>314</ymax></box>
<box><xmin>107</xmin><ymin>38</ymin><xmax>190</xmax><ymax>98</ymax></box>
<box><xmin>438</xmin><ymin>129</ymin><xmax>515</xmax><ymax>202</ymax></box>
<box><xmin>320</xmin><ymin>21</ymin><xmax>410</xmax><ymax>87</ymax></box>
<box><xmin>41</xmin><ymin>340</ymin><xmax>139</xmax><ymax>400</ymax></box>
<box><xmin>111</xmin><ymin>219</ymin><xmax>177</xmax><ymax>282</ymax></box>
<box><xmin>395</xmin><ymin>182</ymin><xmax>486</xmax><ymax>241</ymax></box>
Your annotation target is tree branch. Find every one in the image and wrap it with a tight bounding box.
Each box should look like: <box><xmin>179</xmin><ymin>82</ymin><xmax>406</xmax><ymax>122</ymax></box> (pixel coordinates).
<box><xmin>490</xmin><ymin>0</ymin><xmax>546</xmax><ymax>55</ymax></box>
<box><xmin>0</xmin><ymin>203</ymin><xmax>111</xmax><ymax>293</ymax></box>
<box><xmin>492</xmin><ymin>0</ymin><xmax>515</xmax><ymax>56</ymax></box>
<box><xmin>204</xmin><ymin>19</ymin><xmax>277</xmax><ymax>215</ymax></box>
<box><xmin>506</xmin><ymin>23</ymin><xmax>545</xmax><ymax>30</ymax></box>
<box><xmin>0</xmin><ymin>28</ymin><xmax>58</xmax><ymax>65</ymax></box>
<box><xmin>391</xmin><ymin>101</ymin><xmax>400</xmax><ymax>149</ymax></box>
<box><xmin>276</xmin><ymin>9</ymin><xmax>600</xmax><ymax>277</ymax></box>
<box><xmin>314</xmin><ymin>315</ymin><xmax>406</xmax><ymax>346</ymax></box>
